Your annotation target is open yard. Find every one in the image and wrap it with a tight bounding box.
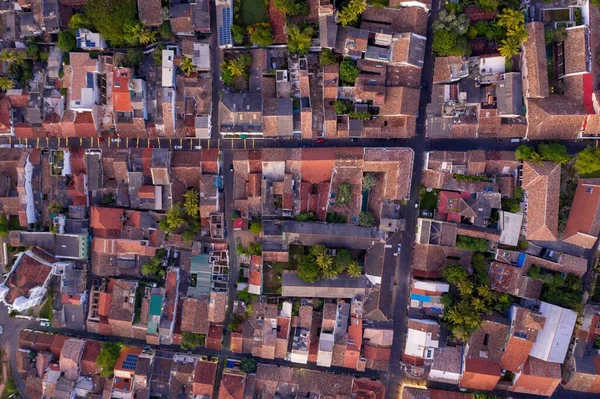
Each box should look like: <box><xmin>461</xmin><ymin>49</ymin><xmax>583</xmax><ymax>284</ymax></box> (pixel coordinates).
<box><xmin>242</xmin><ymin>0</ymin><xmax>268</xmax><ymax>25</ymax></box>
<box><xmin>39</xmin><ymin>299</ymin><xmax>53</xmax><ymax>320</ymax></box>
<box><xmin>420</xmin><ymin>189</ymin><xmax>439</xmax><ymax>211</ymax></box>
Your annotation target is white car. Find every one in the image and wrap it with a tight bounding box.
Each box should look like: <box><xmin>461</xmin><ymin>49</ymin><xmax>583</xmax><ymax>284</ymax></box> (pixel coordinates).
<box><xmin>0</xmin><ymin>326</ymin><xmax>3</xmax><ymax>334</ymax></box>
<box><xmin>111</xmin><ymin>138</ymin><xmax>121</xmax><ymax>143</ymax></box>
<box><xmin>173</xmin><ymin>145</ymin><xmax>183</xmax><ymax>150</ymax></box>
<box><xmin>194</xmin><ymin>145</ymin><xmax>202</xmax><ymax>150</ymax></box>
<box><xmin>40</xmin><ymin>321</ymin><xmax>50</xmax><ymax>327</ymax></box>
<box><xmin>13</xmin><ymin>144</ymin><xmax>25</xmax><ymax>148</ymax></box>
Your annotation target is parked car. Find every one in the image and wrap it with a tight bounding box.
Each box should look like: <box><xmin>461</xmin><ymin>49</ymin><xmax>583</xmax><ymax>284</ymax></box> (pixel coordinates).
<box><xmin>194</xmin><ymin>145</ymin><xmax>202</xmax><ymax>150</ymax></box>
<box><xmin>173</xmin><ymin>145</ymin><xmax>183</xmax><ymax>150</ymax></box>
<box><xmin>111</xmin><ymin>138</ymin><xmax>121</xmax><ymax>143</ymax></box>
<box><xmin>315</xmin><ymin>138</ymin><xmax>325</xmax><ymax>143</ymax></box>
<box><xmin>229</xmin><ymin>164</ymin><xmax>234</xmax><ymax>172</ymax></box>
<box><xmin>421</xmin><ymin>210</ymin><xmax>433</xmax><ymax>218</ymax></box>
<box><xmin>40</xmin><ymin>321</ymin><xmax>50</xmax><ymax>328</ymax></box>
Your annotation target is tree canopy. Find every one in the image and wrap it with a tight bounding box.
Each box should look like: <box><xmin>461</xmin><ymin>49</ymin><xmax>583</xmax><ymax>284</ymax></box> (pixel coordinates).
<box><xmin>240</xmin><ymin>358</ymin><xmax>258</xmax><ymax>373</ymax></box>
<box><xmin>98</xmin><ymin>342</ymin><xmax>122</xmax><ymax>377</ymax></box>
<box><xmin>181</xmin><ymin>332</ymin><xmax>205</xmax><ymax>350</ymax></box>
<box><xmin>336</xmin><ymin>183</ymin><xmax>352</xmax><ymax>206</ymax></box>
<box><xmin>358</xmin><ymin>212</ymin><xmax>376</xmax><ymax>227</ymax></box>
<box><xmin>250</xmin><ymin>221</ymin><xmax>262</xmax><ymax>235</ymax></box>
<box><xmin>339</xmin><ymin>59</ymin><xmax>360</xmax><ymax>85</ymax></box>
<box><xmin>183</xmin><ymin>189</ymin><xmax>200</xmax><ymax>219</ymax></box>
<box><xmin>287</xmin><ymin>25</ymin><xmax>314</xmax><ymax>55</ymax></box>
<box><xmin>82</xmin><ymin>0</ymin><xmax>139</xmax><ymax>47</ymax></box>
<box><xmin>338</xmin><ymin>0</ymin><xmax>367</xmax><ymax>26</ymax></box>
<box><xmin>515</xmin><ymin>145</ymin><xmax>536</xmax><ymax>161</ymax></box>
<box><xmin>362</xmin><ymin>173</ymin><xmax>377</xmax><ymax>190</ymax></box>
<box><xmin>575</xmin><ymin>146</ymin><xmax>600</xmax><ymax>176</ymax></box>
<box><xmin>538</xmin><ymin>143</ymin><xmax>571</xmax><ymax>164</ymax></box>
<box><xmin>273</xmin><ymin>0</ymin><xmax>308</xmax><ymax>16</ymax></box>
<box><xmin>347</xmin><ymin>261</ymin><xmax>362</xmax><ymax>277</ymax></box>
<box><xmin>320</xmin><ymin>49</ymin><xmax>339</xmax><ymax>66</ymax></box>
<box><xmin>249</xmin><ymin>23</ymin><xmax>273</xmax><ymax>47</ymax></box>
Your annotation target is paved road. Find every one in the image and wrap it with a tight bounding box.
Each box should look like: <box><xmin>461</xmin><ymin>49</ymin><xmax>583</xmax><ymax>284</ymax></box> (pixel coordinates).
<box><xmin>0</xmin><ymin>135</ymin><xmax>594</xmax><ymax>154</ymax></box>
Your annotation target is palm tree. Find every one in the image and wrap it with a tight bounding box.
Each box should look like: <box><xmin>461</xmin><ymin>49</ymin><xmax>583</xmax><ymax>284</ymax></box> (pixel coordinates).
<box><xmin>179</xmin><ymin>56</ymin><xmax>195</xmax><ymax>77</ymax></box>
<box><xmin>0</xmin><ymin>50</ymin><xmax>17</xmax><ymax>63</ymax></box>
<box><xmin>321</xmin><ymin>264</ymin><xmax>339</xmax><ymax>279</ymax></box>
<box><xmin>347</xmin><ymin>261</ymin><xmax>362</xmax><ymax>277</ymax></box>
<box><xmin>183</xmin><ymin>189</ymin><xmax>200</xmax><ymax>218</ymax></box>
<box><xmin>530</xmin><ymin>151</ymin><xmax>543</xmax><ymax>164</ymax></box>
<box><xmin>166</xmin><ymin>204</ymin><xmax>185</xmax><ymax>231</ymax></box>
<box><xmin>0</xmin><ymin>76</ymin><xmax>13</xmax><ymax>91</ymax></box>
<box><xmin>315</xmin><ymin>253</ymin><xmax>333</xmax><ymax>270</ymax></box>
<box><xmin>48</xmin><ymin>201</ymin><xmax>63</xmax><ymax>214</ymax></box>
<box><xmin>508</xmin><ymin>25</ymin><xmax>529</xmax><ymax>43</ymax></box>
<box><xmin>309</xmin><ymin>244</ymin><xmax>328</xmax><ymax>258</ymax></box>
<box><xmin>498</xmin><ymin>36</ymin><xmax>521</xmax><ymax>59</ymax></box>
<box><xmin>227</xmin><ymin>58</ymin><xmax>245</xmax><ymax>77</ymax></box>
<box><xmin>497</xmin><ymin>8</ymin><xmax>524</xmax><ymax>30</ymax></box>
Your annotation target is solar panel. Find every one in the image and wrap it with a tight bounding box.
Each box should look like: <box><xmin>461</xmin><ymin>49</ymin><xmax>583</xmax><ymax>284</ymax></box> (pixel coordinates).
<box><xmin>122</xmin><ymin>353</ymin><xmax>138</xmax><ymax>370</ymax></box>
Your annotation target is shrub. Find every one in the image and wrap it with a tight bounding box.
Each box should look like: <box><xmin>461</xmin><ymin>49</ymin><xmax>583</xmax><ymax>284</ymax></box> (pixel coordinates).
<box><xmin>336</xmin><ymin>183</ymin><xmax>352</xmax><ymax>206</ymax></box>
<box><xmin>249</xmin><ymin>221</ymin><xmax>262</xmax><ymax>235</ymax></box>
<box><xmin>98</xmin><ymin>342</ymin><xmax>122</xmax><ymax>377</ymax></box>
<box><xmin>240</xmin><ymin>358</ymin><xmax>258</xmax><ymax>373</ymax></box>
<box><xmin>358</xmin><ymin>211</ymin><xmax>375</xmax><ymax>227</ymax></box>
<box><xmin>339</xmin><ymin>59</ymin><xmax>360</xmax><ymax>85</ymax></box>
<box><xmin>456</xmin><ymin>236</ymin><xmax>489</xmax><ymax>252</ymax></box>
<box><xmin>181</xmin><ymin>332</ymin><xmax>205</xmax><ymax>350</ymax></box>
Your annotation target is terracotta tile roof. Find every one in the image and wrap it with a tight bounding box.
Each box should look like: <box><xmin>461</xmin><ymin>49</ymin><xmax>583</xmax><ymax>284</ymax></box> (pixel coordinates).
<box><xmin>193</xmin><ymin>360</ymin><xmax>217</xmax><ymax>396</ymax></box>
<box><xmin>137</xmin><ymin>0</ymin><xmax>163</xmax><ymax>26</ymax></box>
<box><xmin>4</xmin><ymin>252</ymin><xmax>53</xmax><ymax>304</ymax></box>
<box><xmin>69</xmin><ymin>52</ymin><xmax>97</xmax><ymax>102</ymax></box>
<box><xmin>510</xmin><ymin>356</ymin><xmax>561</xmax><ymax>396</ymax></box>
<box><xmin>81</xmin><ymin>340</ymin><xmax>101</xmax><ymax>375</ymax></box>
<box><xmin>352</xmin><ymin>378</ymin><xmax>386</xmax><ymax>399</ymax></box>
<box><xmin>564</xmin><ymin>179</ymin><xmax>600</xmax><ymax>248</ymax></box>
<box><xmin>219</xmin><ymin>372</ymin><xmax>245</xmax><ymax>399</ymax></box>
<box><xmin>464</xmin><ymin>5</ymin><xmax>497</xmax><ymax>21</ymax></box>
<box><xmin>363</xmin><ymin>344</ymin><xmax>391</xmax><ymax>371</ymax></box>
<box><xmin>181</xmin><ymin>297</ymin><xmax>209</xmax><ymax>334</ymax></box>
<box><xmin>60</xmin><ymin>338</ymin><xmax>85</xmax><ymax>380</ymax></box>
<box><xmin>489</xmin><ymin>261</ymin><xmax>543</xmax><ymax>299</ymax></box>
<box><xmin>564</xmin><ymin>26</ymin><xmax>589</xmax><ymax>76</ymax></box>
<box><xmin>523</xmin><ymin>22</ymin><xmax>549</xmax><ymax>98</ymax></box>
<box><xmin>379</xmin><ymin>87</ymin><xmax>420</xmax><ymax>116</ymax></box>
<box><xmin>90</xmin><ymin>206</ymin><xmax>124</xmax><ymax>238</ymax></box>
<box><xmin>522</xmin><ymin>161</ymin><xmax>561</xmax><ymax>241</ymax></box>
<box><xmin>526</xmin><ymin>96</ymin><xmax>585</xmax><ymax>139</ymax></box>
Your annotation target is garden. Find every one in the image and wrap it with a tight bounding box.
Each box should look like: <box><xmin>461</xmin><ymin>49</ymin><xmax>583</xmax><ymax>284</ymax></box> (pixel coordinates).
<box><xmin>528</xmin><ymin>266</ymin><xmax>582</xmax><ymax>311</ymax></box>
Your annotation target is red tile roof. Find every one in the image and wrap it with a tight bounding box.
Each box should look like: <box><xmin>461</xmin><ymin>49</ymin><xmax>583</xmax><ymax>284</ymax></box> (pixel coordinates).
<box><xmin>522</xmin><ymin>162</ymin><xmax>561</xmax><ymax>241</ymax></box>
<box><xmin>90</xmin><ymin>206</ymin><xmax>124</xmax><ymax>238</ymax></box>
<box><xmin>564</xmin><ymin>179</ymin><xmax>600</xmax><ymax>248</ymax></box>
<box><xmin>193</xmin><ymin>360</ymin><xmax>217</xmax><ymax>396</ymax></box>
<box><xmin>218</xmin><ymin>373</ymin><xmax>245</xmax><ymax>399</ymax></box>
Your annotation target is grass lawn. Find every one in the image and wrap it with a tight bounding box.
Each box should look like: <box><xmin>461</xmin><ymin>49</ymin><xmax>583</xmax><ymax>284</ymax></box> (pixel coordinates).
<box><xmin>368</xmin><ymin>0</ymin><xmax>389</xmax><ymax>7</ymax></box>
<box><xmin>420</xmin><ymin>190</ymin><xmax>439</xmax><ymax>211</ymax></box>
<box><xmin>39</xmin><ymin>299</ymin><xmax>52</xmax><ymax>320</ymax></box>
<box><xmin>1</xmin><ymin>367</ymin><xmax>16</xmax><ymax>399</ymax></box>
<box><xmin>242</xmin><ymin>0</ymin><xmax>268</xmax><ymax>26</ymax></box>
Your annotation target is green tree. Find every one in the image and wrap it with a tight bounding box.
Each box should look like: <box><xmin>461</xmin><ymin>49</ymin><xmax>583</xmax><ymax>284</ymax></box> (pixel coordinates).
<box><xmin>125</xmin><ymin>48</ymin><xmax>143</xmax><ymax>67</ymax></box>
<box><xmin>231</xmin><ymin>24</ymin><xmax>246</xmax><ymax>45</ymax></box>
<box><xmin>333</xmin><ymin>100</ymin><xmax>350</xmax><ymax>115</ymax></box>
<box><xmin>249</xmin><ymin>23</ymin><xmax>273</xmax><ymax>47</ymax></box>
<box><xmin>433</xmin><ymin>10</ymin><xmax>470</xmax><ymax>36</ymax></box>
<box><xmin>497</xmin><ymin>8</ymin><xmax>525</xmax><ymax>31</ymax></box>
<box><xmin>129</xmin><ymin>23</ymin><xmax>157</xmax><ymax>45</ymax></box>
<box><xmin>349</xmin><ymin>111</ymin><xmax>370</xmax><ymax>120</ymax></box>
<box><xmin>507</xmin><ymin>25</ymin><xmax>529</xmax><ymax>43</ymax></box>
<box><xmin>467</xmin><ymin>25</ymin><xmax>478</xmax><ymax>40</ymax></box>
<box><xmin>83</xmin><ymin>0</ymin><xmax>139</xmax><ymax>47</ymax></box>
<box><xmin>477</xmin><ymin>0</ymin><xmax>499</xmax><ymax>12</ymax></box>
<box><xmin>249</xmin><ymin>221</ymin><xmax>262</xmax><ymax>235</ymax></box>
<box><xmin>321</xmin><ymin>263</ymin><xmax>339</xmax><ymax>279</ymax></box>
<box><xmin>297</xmin><ymin>255</ymin><xmax>321</xmax><ymax>282</ymax></box>
<box><xmin>538</xmin><ymin>143</ymin><xmax>571</xmax><ymax>164</ymax></box>
<box><xmin>68</xmin><ymin>13</ymin><xmax>90</xmax><ymax>30</ymax></box>
<box><xmin>48</xmin><ymin>202</ymin><xmax>63</xmax><ymax>214</ymax></box>
<box><xmin>240</xmin><ymin>358</ymin><xmax>258</xmax><ymax>373</ymax></box>
<box><xmin>0</xmin><ymin>76</ymin><xmax>13</xmax><ymax>91</ymax></box>
<box><xmin>183</xmin><ymin>189</ymin><xmax>200</xmax><ymax>218</ymax></box>
<box><xmin>287</xmin><ymin>25</ymin><xmax>314</xmax><ymax>55</ymax></box>
<box><xmin>336</xmin><ymin>183</ymin><xmax>352</xmax><ymax>206</ymax></box>
<box><xmin>181</xmin><ymin>332</ymin><xmax>205</xmax><ymax>350</ymax></box>
<box><xmin>339</xmin><ymin>59</ymin><xmax>360</xmax><ymax>85</ymax></box>
<box><xmin>179</xmin><ymin>56</ymin><xmax>195</xmax><ymax>76</ymax></box>
<box><xmin>98</xmin><ymin>342</ymin><xmax>122</xmax><ymax>377</ymax></box>
<box><xmin>165</xmin><ymin>204</ymin><xmax>185</xmax><ymax>232</ymax></box>
<box><xmin>316</xmin><ymin>252</ymin><xmax>334</xmax><ymax>270</ymax></box>
<box><xmin>221</xmin><ymin>65</ymin><xmax>234</xmax><ymax>86</ymax></box>
<box><xmin>442</xmin><ymin>263</ymin><xmax>468</xmax><ymax>286</ymax></box>
<box><xmin>320</xmin><ymin>49</ymin><xmax>338</xmax><ymax>66</ymax></box>
<box><xmin>334</xmin><ymin>249</ymin><xmax>353</xmax><ymax>272</ymax></box>
<box><xmin>441</xmin><ymin>292</ymin><xmax>454</xmax><ymax>307</ymax></box>
<box><xmin>358</xmin><ymin>211</ymin><xmax>376</xmax><ymax>227</ymax></box>
<box><xmin>0</xmin><ymin>216</ymin><xmax>9</xmax><ymax>237</ymax></box>
<box><xmin>101</xmin><ymin>193</ymin><xmax>115</xmax><ymax>206</ymax></box>
<box><xmin>182</xmin><ymin>220</ymin><xmax>200</xmax><ymax>243</ymax></box>
<box><xmin>338</xmin><ymin>0</ymin><xmax>367</xmax><ymax>26</ymax></box>
<box><xmin>456</xmin><ymin>236</ymin><xmax>489</xmax><ymax>251</ymax></box>
<box><xmin>273</xmin><ymin>0</ymin><xmax>308</xmax><ymax>15</ymax></box>
<box><xmin>575</xmin><ymin>146</ymin><xmax>600</xmax><ymax>176</ymax></box>
<box><xmin>362</xmin><ymin>173</ymin><xmax>377</xmax><ymax>190</ymax></box>
<box><xmin>347</xmin><ymin>261</ymin><xmax>362</xmax><ymax>277</ymax></box>
<box><xmin>58</xmin><ymin>30</ymin><xmax>77</xmax><ymax>52</ymax></box>
<box><xmin>432</xmin><ymin>30</ymin><xmax>470</xmax><ymax>57</ymax></box>
<box><xmin>158</xmin><ymin>22</ymin><xmax>173</xmax><ymax>40</ymax></box>
<box><xmin>309</xmin><ymin>244</ymin><xmax>328</xmax><ymax>258</ymax></box>
<box><xmin>141</xmin><ymin>257</ymin><xmax>165</xmax><ymax>279</ymax></box>
<box><xmin>515</xmin><ymin>145</ymin><xmax>536</xmax><ymax>161</ymax></box>
<box><xmin>498</xmin><ymin>36</ymin><xmax>521</xmax><ymax>59</ymax></box>
<box><xmin>0</xmin><ymin>50</ymin><xmax>18</xmax><ymax>63</ymax></box>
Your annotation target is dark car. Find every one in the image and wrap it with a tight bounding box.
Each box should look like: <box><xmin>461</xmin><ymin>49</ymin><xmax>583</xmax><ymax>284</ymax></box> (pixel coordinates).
<box><xmin>315</xmin><ymin>138</ymin><xmax>325</xmax><ymax>143</ymax></box>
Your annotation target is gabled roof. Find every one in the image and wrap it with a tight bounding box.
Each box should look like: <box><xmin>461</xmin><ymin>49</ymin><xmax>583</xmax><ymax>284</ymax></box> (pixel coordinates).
<box><xmin>218</xmin><ymin>372</ymin><xmax>245</xmax><ymax>399</ymax></box>
<box><xmin>522</xmin><ymin>162</ymin><xmax>561</xmax><ymax>241</ymax></box>
<box><xmin>523</xmin><ymin>22</ymin><xmax>549</xmax><ymax>98</ymax></box>
<box><xmin>563</xmin><ymin>179</ymin><xmax>600</xmax><ymax>248</ymax></box>
<box><xmin>90</xmin><ymin>206</ymin><xmax>124</xmax><ymax>238</ymax></box>
<box><xmin>137</xmin><ymin>0</ymin><xmax>163</xmax><ymax>26</ymax></box>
